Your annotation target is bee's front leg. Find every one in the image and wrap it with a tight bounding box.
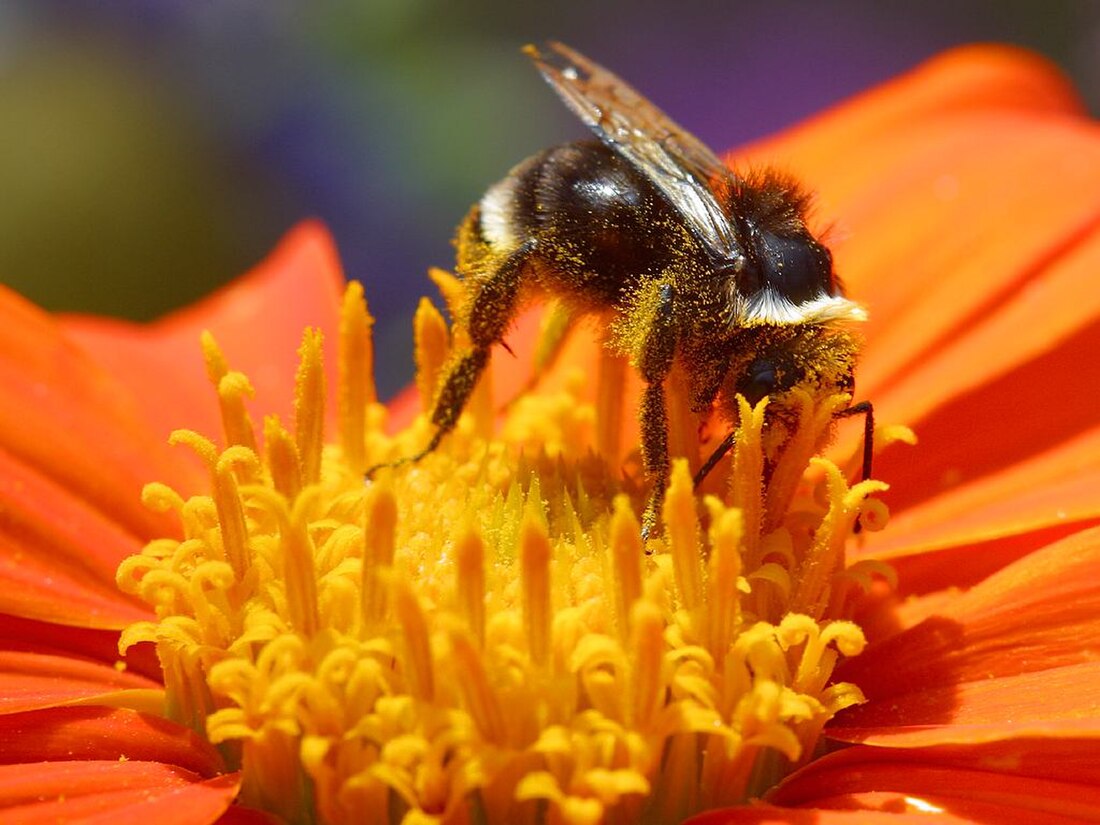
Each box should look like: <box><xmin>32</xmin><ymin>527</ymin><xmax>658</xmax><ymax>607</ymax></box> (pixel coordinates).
<box><xmin>638</xmin><ymin>283</ymin><xmax>677</xmax><ymax>541</ymax></box>
<box><xmin>833</xmin><ymin>400</ymin><xmax>875</xmax><ymax>483</ymax></box>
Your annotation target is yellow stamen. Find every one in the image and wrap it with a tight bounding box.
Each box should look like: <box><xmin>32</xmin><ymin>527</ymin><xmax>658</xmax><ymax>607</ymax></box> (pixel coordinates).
<box><xmin>729</xmin><ymin>396</ymin><xmax>767</xmax><ymax>568</ymax></box>
<box><xmin>214</xmin><ymin>456</ymin><xmax>250</xmax><ymax>578</ymax></box>
<box><xmin>765</xmin><ymin>391</ymin><xmax>846</xmax><ymax>531</ymax></box>
<box><xmin>664</xmin><ymin>460</ymin><xmax>702</xmax><ymax>614</ymax></box>
<box><xmin>454</xmin><ymin>520</ymin><xmax>486</xmax><ymax>647</ymax></box>
<box><xmin>167</xmin><ymin>428</ymin><xmax>218</xmax><ymax>468</ymax></box>
<box><xmin>413</xmin><ymin>297</ymin><xmax>449</xmax><ymax>414</ymax></box>
<box><xmin>294</xmin><ymin>328</ymin><xmax>326</xmax><ymax>486</ymax></box>
<box><xmin>202</xmin><ymin>331</ymin><xmax>258</xmax><ymax>454</ymax></box>
<box><xmin>790</xmin><ymin>459</ymin><xmax>888</xmax><ymax>620</ymax></box>
<box><xmin>520</xmin><ymin>502</ymin><xmax>552</xmax><ymax>669</ymax></box>
<box><xmin>609</xmin><ymin>496</ymin><xmax>642</xmax><ymax>643</ymax></box>
<box><xmin>704</xmin><ymin>504</ymin><xmax>743</xmax><ymax>662</ymax></box>
<box><xmin>339</xmin><ymin>280</ymin><xmax>375</xmax><ymax>474</ymax></box>
<box><xmin>263</xmin><ymin>415</ymin><xmax>302</xmax><ymax>501</ymax></box>
<box><xmin>427</xmin><ymin>266</ymin><xmax>465</xmax><ymax>321</ymax></box>
<box><xmin>628</xmin><ymin>600</ymin><xmax>664</xmax><ymax>729</ymax></box>
<box><xmin>451</xmin><ymin>630</ymin><xmax>506</xmax><ymax>744</ymax></box>
<box><xmin>362</xmin><ymin>478</ymin><xmax>397</xmax><ymax>631</ymax></box>
<box><xmin>119</xmin><ymin>281</ymin><xmax>900</xmax><ymax>825</ymax></box>
<box><xmin>665</xmin><ymin>366</ymin><xmax>697</xmax><ymax>477</ymax></box>
<box><xmin>393</xmin><ymin>580</ymin><xmax>434</xmax><ymax>702</ymax></box>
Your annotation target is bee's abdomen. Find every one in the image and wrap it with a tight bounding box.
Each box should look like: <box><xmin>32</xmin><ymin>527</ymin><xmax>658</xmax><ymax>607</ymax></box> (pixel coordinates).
<box><xmin>476</xmin><ymin>139</ymin><xmax>688</xmax><ymax>307</ymax></box>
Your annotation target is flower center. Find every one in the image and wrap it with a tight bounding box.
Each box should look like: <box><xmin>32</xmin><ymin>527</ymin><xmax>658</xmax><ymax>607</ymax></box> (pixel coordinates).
<box><xmin>117</xmin><ymin>282</ymin><xmax>899</xmax><ymax>825</ymax></box>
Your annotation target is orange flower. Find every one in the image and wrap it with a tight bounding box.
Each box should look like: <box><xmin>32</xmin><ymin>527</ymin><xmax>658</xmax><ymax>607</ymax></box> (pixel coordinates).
<box><xmin>2</xmin><ymin>45</ymin><xmax>1100</xmax><ymax>824</ymax></box>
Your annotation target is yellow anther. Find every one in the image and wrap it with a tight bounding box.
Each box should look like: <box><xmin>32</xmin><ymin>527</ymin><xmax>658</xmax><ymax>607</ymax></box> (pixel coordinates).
<box><xmin>393</xmin><ymin>579</ymin><xmax>434</xmax><ymax>702</ymax></box>
<box><xmin>664</xmin><ymin>460</ymin><xmax>702</xmax><ymax>613</ymax></box>
<box><xmin>263</xmin><ymin>415</ymin><xmax>302</xmax><ymax>501</ymax></box>
<box><xmin>520</xmin><ymin>502</ymin><xmax>552</xmax><ymax>669</ymax></box>
<box><xmin>338</xmin><ymin>280</ymin><xmax>375</xmax><ymax>474</ymax></box>
<box><xmin>453</xmin><ymin>521</ymin><xmax>486</xmax><ymax>647</ymax></box>
<box><xmin>362</xmin><ymin>478</ymin><xmax>397</xmax><ymax>631</ymax></box>
<box><xmin>414</xmin><ymin>297</ymin><xmax>449</xmax><ymax>415</ymax></box>
<box><xmin>610</xmin><ymin>495</ymin><xmax>642</xmax><ymax>642</ymax></box>
<box><xmin>294</xmin><ymin>327</ymin><xmax>326</xmax><ymax>486</ymax></box>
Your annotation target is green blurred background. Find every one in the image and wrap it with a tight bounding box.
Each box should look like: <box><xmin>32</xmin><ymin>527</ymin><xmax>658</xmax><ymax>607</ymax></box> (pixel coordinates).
<box><xmin>2</xmin><ymin>1</ymin><xmax>1096</xmax><ymax>395</ymax></box>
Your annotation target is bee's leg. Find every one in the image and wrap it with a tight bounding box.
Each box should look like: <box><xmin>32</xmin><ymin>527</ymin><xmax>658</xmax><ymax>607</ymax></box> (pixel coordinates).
<box><xmin>834</xmin><ymin>400</ymin><xmax>874</xmax><ymax>533</ymax></box>
<box><xmin>834</xmin><ymin>400</ymin><xmax>874</xmax><ymax>482</ymax></box>
<box><xmin>639</xmin><ymin>384</ymin><xmax>670</xmax><ymax>540</ymax></box>
<box><xmin>693</xmin><ymin>430</ymin><xmax>736</xmax><ymax>489</ymax></box>
<box><xmin>365</xmin><ymin>242</ymin><xmax>534</xmax><ymax>478</ymax></box>
<box><xmin>639</xmin><ymin>284</ymin><xmax>678</xmax><ymax>541</ymax></box>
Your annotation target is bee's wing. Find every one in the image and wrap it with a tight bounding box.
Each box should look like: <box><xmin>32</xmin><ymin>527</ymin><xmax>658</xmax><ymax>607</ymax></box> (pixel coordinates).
<box><xmin>527</xmin><ymin>41</ymin><xmax>743</xmax><ymax>261</ymax></box>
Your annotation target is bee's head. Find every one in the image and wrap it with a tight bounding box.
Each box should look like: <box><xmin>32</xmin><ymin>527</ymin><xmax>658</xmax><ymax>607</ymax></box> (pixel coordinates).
<box><xmin>728</xmin><ymin>325</ymin><xmax>860</xmax><ymax>409</ymax></box>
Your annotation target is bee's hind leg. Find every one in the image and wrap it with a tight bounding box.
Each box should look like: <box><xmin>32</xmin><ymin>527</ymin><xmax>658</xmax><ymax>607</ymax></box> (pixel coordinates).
<box><xmin>366</xmin><ymin>242</ymin><xmax>534</xmax><ymax>479</ymax></box>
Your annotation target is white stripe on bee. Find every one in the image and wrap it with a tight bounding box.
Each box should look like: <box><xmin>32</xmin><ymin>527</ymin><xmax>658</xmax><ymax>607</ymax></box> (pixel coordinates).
<box><xmin>735</xmin><ymin>288</ymin><xmax>868</xmax><ymax>327</ymax></box>
<box><xmin>479</xmin><ymin>178</ymin><xmax>520</xmax><ymax>249</ymax></box>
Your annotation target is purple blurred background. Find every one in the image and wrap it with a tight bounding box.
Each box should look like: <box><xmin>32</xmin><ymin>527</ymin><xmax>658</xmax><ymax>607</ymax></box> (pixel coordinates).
<box><xmin>2</xmin><ymin>1</ymin><xmax>1098</xmax><ymax>395</ymax></box>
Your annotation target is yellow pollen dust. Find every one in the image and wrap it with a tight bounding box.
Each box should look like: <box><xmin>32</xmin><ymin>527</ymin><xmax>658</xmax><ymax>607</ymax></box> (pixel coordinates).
<box><xmin>117</xmin><ymin>281</ymin><xmax>900</xmax><ymax>825</ymax></box>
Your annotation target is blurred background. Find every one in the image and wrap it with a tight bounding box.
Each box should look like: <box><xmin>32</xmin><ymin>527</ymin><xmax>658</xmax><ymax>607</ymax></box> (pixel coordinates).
<box><xmin>3</xmin><ymin>0</ymin><xmax>1098</xmax><ymax>396</ymax></box>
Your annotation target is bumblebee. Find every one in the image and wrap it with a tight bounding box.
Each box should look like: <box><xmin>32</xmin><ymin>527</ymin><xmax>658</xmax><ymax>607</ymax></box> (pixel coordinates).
<box><xmin>376</xmin><ymin>41</ymin><xmax>872</xmax><ymax>537</ymax></box>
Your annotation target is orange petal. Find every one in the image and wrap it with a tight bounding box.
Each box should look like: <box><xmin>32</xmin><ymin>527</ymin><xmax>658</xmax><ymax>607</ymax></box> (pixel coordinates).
<box><xmin>0</xmin><ymin>283</ymin><xmax>206</xmax><ymax>628</ymax></box>
<box><xmin>60</xmin><ymin>221</ymin><xmax>346</xmax><ymax>446</ymax></box>
<box><xmin>852</xmin><ymin>118</ymin><xmax>1100</xmax><ymax>417</ymax></box>
<box><xmin>864</xmin><ymin>424</ymin><xmax>1100</xmax><ymax>592</ymax></box>
<box><xmin>769</xmin><ymin>741</ymin><xmax>1100</xmax><ymax>822</ymax></box>
<box><xmin>743</xmin><ymin>45</ymin><xmax>1083</xmax><ymax>184</ymax></box>
<box><xmin>852</xmin><ymin>526</ymin><xmax>1100</xmax><ymax>683</ymax></box>
<box><xmin>0</xmin><ymin>616</ymin><xmax>160</xmax><ymax>681</ymax></box>
<box><xmin>0</xmin><ymin>448</ymin><xmax>153</xmax><ymax>629</ymax></box>
<box><xmin>861</xmin><ymin>216</ymin><xmax>1100</xmax><ymax>539</ymax></box>
<box><xmin>0</xmin><ymin>550</ymin><xmax>148</xmax><ymax>632</ymax></box>
<box><xmin>0</xmin><ymin>762</ymin><xmax>239</xmax><ymax>825</ymax></box>
<box><xmin>0</xmin><ymin>286</ymin><xmax>199</xmax><ymax>539</ymax></box>
<box><xmin>832</xmin><ymin>527</ymin><xmax>1100</xmax><ymax>744</ymax></box>
<box><xmin>0</xmin><ymin>650</ymin><xmax>161</xmax><ymax>714</ymax></box>
<box><xmin>832</xmin><ymin>663</ymin><xmax>1100</xmax><ymax>747</ymax></box>
<box><xmin>0</xmin><ymin>707</ymin><xmax>224</xmax><ymax>778</ymax></box>
<box><xmin>386</xmin><ymin>383</ymin><xmax>419</xmax><ymax>432</ymax></box>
